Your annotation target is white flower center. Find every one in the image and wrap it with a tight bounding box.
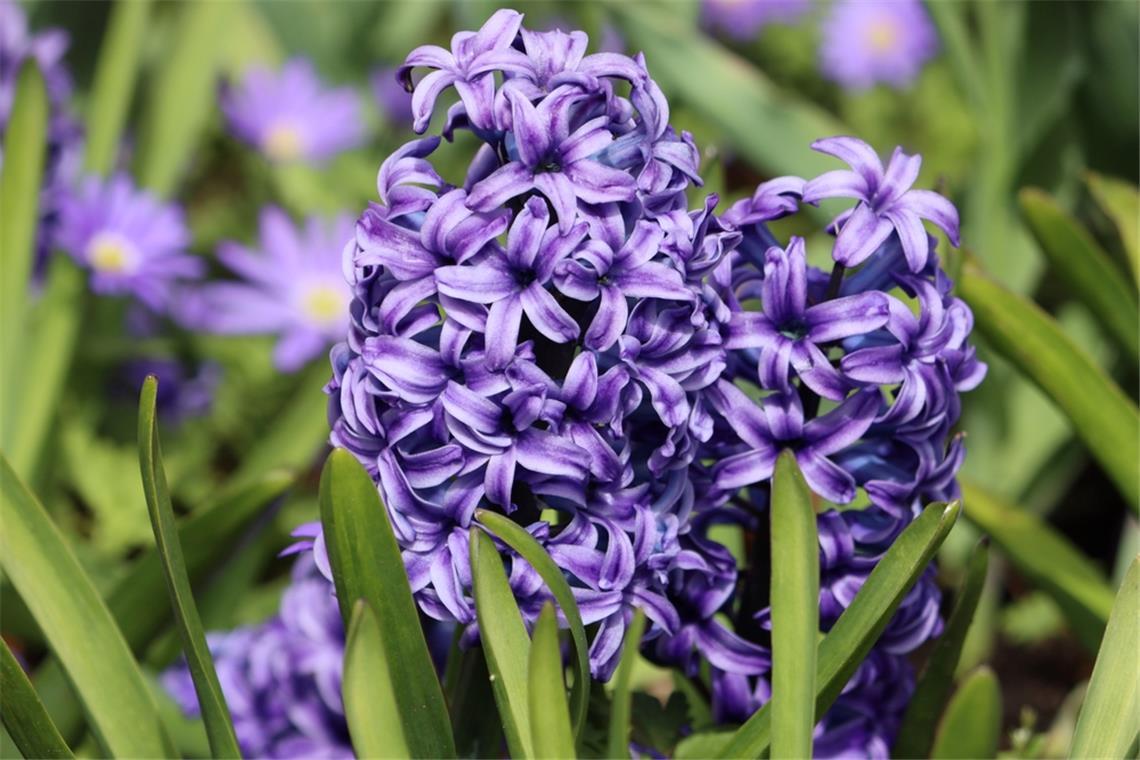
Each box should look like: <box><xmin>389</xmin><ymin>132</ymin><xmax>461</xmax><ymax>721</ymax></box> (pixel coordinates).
<box><xmin>263</xmin><ymin>122</ymin><xmax>306</xmax><ymax>162</ymax></box>
<box><xmin>87</xmin><ymin>231</ymin><xmax>140</xmax><ymax>275</ymax></box>
<box><xmin>301</xmin><ymin>283</ymin><xmax>346</xmax><ymax>327</ymax></box>
<box><xmin>867</xmin><ymin>20</ymin><xmax>898</xmax><ymax>53</ymax></box>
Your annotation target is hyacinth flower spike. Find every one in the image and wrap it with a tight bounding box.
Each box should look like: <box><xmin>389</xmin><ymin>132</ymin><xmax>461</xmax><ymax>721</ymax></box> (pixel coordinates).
<box><xmin>802</xmin><ymin>136</ymin><xmax>959</xmax><ymax>272</ymax></box>
<box><xmin>725</xmin><ymin>236</ymin><xmax>889</xmax><ymax>399</ymax></box>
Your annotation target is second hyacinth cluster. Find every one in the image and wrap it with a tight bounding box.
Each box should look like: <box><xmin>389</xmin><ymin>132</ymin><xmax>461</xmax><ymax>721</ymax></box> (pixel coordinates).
<box><xmin>282</xmin><ymin>9</ymin><xmax>984</xmax><ymax>754</ymax></box>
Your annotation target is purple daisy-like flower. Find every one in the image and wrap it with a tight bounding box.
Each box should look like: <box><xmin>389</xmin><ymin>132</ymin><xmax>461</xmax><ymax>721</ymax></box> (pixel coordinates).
<box><xmin>803</xmin><ymin>136</ymin><xmax>960</xmax><ymax>272</ymax></box>
<box><xmin>221</xmin><ymin>58</ymin><xmax>365</xmax><ymax>164</ymax></box>
<box><xmin>187</xmin><ymin>207</ymin><xmax>354</xmax><ymax>372</ymax></box>
<box><xmin>371</xmin><ymin>66</ymin><xmax>414</xmax><ymax>127</ymax></box>
<box><xmin>702</xmin><ymin>0</ymin><xmax>812</xmax><ymax>41</ymax></box>
<box><xmin>819</xmin><ymin>0</ymin><xmax>939</xmax><ymax>91</ymax></box>
<box><xmin>57</xmin><ymin>173</ymin><xmax>201</xmax><ymax>312</ymax></box>
<box><xmin>0</xmin><ymin>0</ymin><xmax>81</xmax><ymax>261</ymax></box>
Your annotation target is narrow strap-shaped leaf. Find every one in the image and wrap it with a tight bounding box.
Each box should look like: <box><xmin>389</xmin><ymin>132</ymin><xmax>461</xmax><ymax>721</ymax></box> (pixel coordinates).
<box><xmin>1086</xmin><ymin>172</ymin><xmax>1140</xmax><ymax>287</ymax></box>
<box><xmin>718</xmin><ymin>502</ymin><xmax>961</xmax><ymax>758</ymax></box>
<box><xmin>0</xmin><ymin>454</ymin><xmax>172</xmax><ymax>757</ymax></box>
<box><xmin>34</xmin><ymin>470</ymin><xmax>292</xmax><ymax>744</ymax></box>
<box><xmin>318</xmin><ymin>449</ymin><xmax>455</xmax><ymax>758</ymax></box>
<box><xmin>0</xmin><ymin>639</ymin><xmax>72</xmax><ymax>759</ymax></box>
<box><xmin>1019</xmin><ymin>188</ymin><xmax>1139</xmax><ymax>362</ymax></box>
<box><xmin>959</xmin><ymin>263</ymin><xmax>1140</xmax><ymax>511</ymax></box>
<box><xmin>769</xmin><ymin>451</ymin><xmax>819</xmax><ymax>760</ymax></box>
<box><xmin>895</xmin><ymin>539</ymin><xmax>990</xmax><ymax>757</ymax></box>
<box><xmin>961</xmin><ymin>480</ymin><xmax>1113</xmax><ymax>652</ymax></box>
<box><xmin>929</xmin><ymin>667</ymin><xmax>1002</xmax><ymax>759</ymax></box>
<box><xmin>138</xmin><ymin>377</ymin><xmax>241</xmax><ymax>758</ymax></box>
<box><xmin>343</xmin><ymin>599</ymin><xmax>407</xmax><ymax>758</ymax></box>
<box><xmin>606</xmin><ymin>608</ymin><xmax>647</xmax><ymax>760</ymax></box>
<box><xmin>529</xmin><ymin>603</ymin><xmax>576</xmax><ymax>760</ymax></box>
<box><xmin>84</xmin><ymin>0</ymin><xmax>152</xmax><ymax>175</ymax></box>
<box><xmin>0</xmin><ymin>62</ymin><xmax>48</xmax><ymax>424</ymax></box>
<box><xmin>475</xmin><ymin>508</ymin><xmax>590</xmax><ymax>741</ymax></box>
<box><xmin>1069</xmin><ymin>557</ymin><xmax>1140</xmax><ymax>759</ymax></box>
<box><xmin>134</xmin><ymin>0</ymin><xmax>231</xmax><ymax>195</ymax></box>
<box><xmin>470</xmin><ymin>527</ymin><xmax>534</xmax><ymax>758</ymax></box>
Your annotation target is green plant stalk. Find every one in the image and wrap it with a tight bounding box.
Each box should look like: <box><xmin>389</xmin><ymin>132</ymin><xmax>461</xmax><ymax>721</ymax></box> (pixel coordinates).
<box><xmin>84</xmin><ymin>0</ymin><xmax>152</xmax><ymax>175</ymax></box>
<box><xmin>607</xmin><ymin>609</ymin><xmax>647</xmax><ymax>760</ymax></box>
<box><xmin>769</xmin><ymin>451</ymin><xmax>818</xmax><ymax>760</ymax></box>
<box><xmin>138</xmin><ymin>377</ymin><xmax>241</xmax><ymax>758</ymax></box>
<box><xmin>0</xmin><ymin>63</ymin><xmax>48</xmax><ymax>429</ymax></box>
<box><xmin>959</xmin><ymin>264</ymin><xmax>1139</xmax><ymax>511</ymax></box>
<box><xmin>1069</xmin><ymin>558</ymin><xmax>1140</xmax><ymax>758</ymax></box>
<box><xmin>529</xmin><ymin>603</ymin><xmax>576</xmax><ymax>760</ymax></box>
<box><xmin>135</xmin><ymin>0</ymin><xmax>231</xmax><ymax>195</ymax></box>
<box><xmin>895</xmin><ymin>539</ymin><xmax>990</xmax><ymax>757</ymax></box>
<box><xmin>0</xmin><ymin>454</ymin><xmax>173</xmax><ymax>757</ymax></box>
<box><xmin>0</xmin><ymin>639</ymin><xmax>72</xmax><ymax>759</ymax></box>
<box><xmin>718</xmin><ymin>502</ymin><xmax>961</xmax><ymax>758</ymax></box>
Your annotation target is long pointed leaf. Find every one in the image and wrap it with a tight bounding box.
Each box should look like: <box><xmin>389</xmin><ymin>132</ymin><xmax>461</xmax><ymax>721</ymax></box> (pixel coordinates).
<box><xmin>1019</xmin><ymin>188</ymin><xmax>1139</xmax><ymax>362</ymax></box>
<box><xmin>0</xmin><ymin>63</ymin><xmax>48</xmax><ymax>425</ymax></box>
<box><xmin>475</xmin><ymin>508</ymin><xmax>590</xmax><ymax>741</ymax></box>
<box><xmin>718</xmin><ymin>502</ymin><xmax>961</xmax><ymax>758</ymax></box>
<box><xmin>138</xmin><ymin>377</ymin><xmax>241</xmax><ymax>758</ymax></box>
<box><xmin>1069</xmin><ymin>557</ymin><xmax>1140</xmax><ymax>758</ymax></box>
<box><xmin>895</xmin><ymin>539</ymin><xmax>990</xmax><ymax>758</ymax></box>
<box><xmin>1086</xmin><ymin>172</ymin><xmax>1140</xmax><ymax>287</ymax></box>
<box><xmin>342</xmin><ymin>599</ymin><xmax>406</xmax><ymax>758</ymax></box>
<box><xmin>929</xmin><ymin>667</ymin><xmax>1002</xmax><ymax>759</ymax></box>
<box><xmin>529</xmin><ymin>603</ymin><xmax>576</xmax><ymax>760</ymax></box>
<box><xmin>959</xmin><ymin>263</ymin><xmax>1139</xmax><ymax>510</ymax></box>
<box><xmin>84</xmin><ymin>0</ymin><xmax>152</xmax><ymax>175</ymax></box>
<box><xmin>606</xmin><ymin>608</ymin><xmax>647</xmax><ymax>760</ymax></box>
<box><xmin>0</xmin><ymin>454</ymin><xmax>172</xmax><ymax>757</ymax></box>
<box><xmin>318</xmin><ymin>449</ymin><xmax>455</xmax><ymax>758</ymax></box>
<box><xmin>961</xmin><ymin>480</ymin><xmax>1113</xmax><ymax>651</ymax></box>
<box><xmin>0</xmin><ymin>639</ymin><xmax>72</xmax><ymax>759</ymax></box>
<box><xmin>769</xmin><ymin>451</ymin><xmax>819</xmax><ymax>760</ymax></box>
<box><xmin>470</xmin><ymin>527</ymin><xmax>534</xmax><ymax>758</ymax></box>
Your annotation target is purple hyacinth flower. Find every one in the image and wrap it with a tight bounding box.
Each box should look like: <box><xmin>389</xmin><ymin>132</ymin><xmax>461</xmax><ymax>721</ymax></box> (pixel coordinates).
<box><xmin>708</xmin><ymin>381</ymin><xmax>879</xmax><ymax>503</ymax></box>
<box><xmin>57</xmin><ymin>173</ymin><xmax>201</xmax><ymax>312</ymax></box>
<box><xmin>187</xmin><ymin>207</ymin><xmax>354</xmax><ymax>372</ymax></box>
<box><xmin>702</xmin><ymin>0</ymin><xmax>812</xmax><ymax>41</ymax></box>
<box><xmin>725</xmin><ymin>236</ymin><xmax>889</xmax><ymax>399</ymax></box>
<box><xmin>819</xmin><ymin>0</ymin><xmax>939</xmax><ymax>91</ymax></box>
<box><xmin>436</xmin><ymin>197</ymin><xmax>585</xmax><ymax>368</ymax></box>
<box><xmin>221</xmin><ymin>58</ymin><xmax>365</xmax><ymax>164</ymax></box>
<box><xmin>803</xmin><ymin>136</ymin><xmax>959</xmax><ymax>272</ymax></box>
<box><xmin>398</xmin><ymin>8</ymin><xmax>527</xmax><ymax>134</ymax></box>
<box><xmin>467</xmin><ymin>86</ymin><xmax>638</xmax><ymax>232</ymax></box>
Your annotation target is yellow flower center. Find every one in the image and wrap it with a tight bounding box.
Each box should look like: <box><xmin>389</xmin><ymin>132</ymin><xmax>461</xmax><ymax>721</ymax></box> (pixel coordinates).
<box><xmin>87</xmin><ymin>232</ymin><xmax>138</xmax><ymax>274</ymax></box>
<box><xmin>263</xmin><ymin>122</ymin><xmax>305</xmax><ymax>162</ymax></box>
<box><xmin>867</xmin><ymin>20</ymin><xmax>898</xmax><ymax>53</ymax></box>
<box><xmin>302</xmin><ymin>284</ymin><xmax>345</xmax><ymax>326</ymax></box>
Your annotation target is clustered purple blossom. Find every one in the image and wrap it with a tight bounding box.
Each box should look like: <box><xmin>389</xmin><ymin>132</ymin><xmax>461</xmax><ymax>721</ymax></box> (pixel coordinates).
<box><xmin>281</xmin><ymin>10</ymin><xmax>985</xmax><ymax>757</ymax></box>
<box><xmin>0</xmin><ymin>0</ymin><xmax>82</xmax><ymax>262</ymax></box>
<box><xmin>163</xmin><ymin>556</ymin><xmax>353</xmax><ymax>759</ymax></box>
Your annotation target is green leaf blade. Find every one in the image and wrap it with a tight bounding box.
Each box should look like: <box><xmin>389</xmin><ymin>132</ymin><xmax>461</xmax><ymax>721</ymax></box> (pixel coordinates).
<box><xmin>475</xmin><ymin>508</ymin><xmax>591</xmax><ymax>742</ymax></box>
<box><xmin>959</xmin><ymin>264</ymin><xmax>1140</xmax><ymax>510</ymax></box>
<box><xmin>529</xmin><ymin>603</ymin><xmax>576</xmax><ymax>760</ymax></box>
<box><xmin>962</xmin><ymin>480</ymin><xmax>1114</xmax><ymax>651</ymax></box>
<box><xmin>719</xmin><ymin>501</ymin><xmax>961</xmax><ymax>758</ymax></box>
<box><xmin>138</xmin><ymin>377</ymin><xmax>241</xmax><ymax>759</ymax></box>
<box><xmin>1069</xmin><ymin>557</ymin><xmax>1140</xmax><ymax>759</ymax></box>
<box><xmin>769</xmin><ymin>451</ymin><xmax>819</xmax><ymax>760</ymax></box>
<box><xmin>343</xmin><ymin>599</ymin><xmax>407</xmax><ymax>758</ymax></box>
<box><xmin>929</xmin><ymin>667</ymin><xmax>1003</xmax><ymax>759</ymax></box>
<box><xmin>85</xmin><ymin>0</ymin><xmax>152</xmax><ymax>175</ymax></box>
<box><xmin>0</xmin><ymin>454</ymin><xmax>172</xmax><ymax>757</ymax></box>
<box><xmin>1086</xmin><ymin>172</ymin><xmax>1140</xmax><ymax>287</ymax></box>
<box><xmin>895</xmin><ymin>539</ymin><xmax>990</xmax><ymax>758</ymax></box>
<box><xmin>0</xmin><ymin>639</ymin><xmax>72</xmax><ymax>759</ymax></box>
<box><xmin>318</xmin><ymin>449</ymin><xmax>455</xmax><ymax>758</ymax></box>
<box><xmin>606</xmin><ymin>608</ymin><xmax>647</xmax><ymax>760</ymax></box>
<box><xmin>1019</xmin><ymin>188</ymin><xmax>1139</xmax><ymax>363</ymax></box>
<box><xmin>469</xmin><ymin>527</ymin><xmax>533</xmax><ymax>759</ymax></box>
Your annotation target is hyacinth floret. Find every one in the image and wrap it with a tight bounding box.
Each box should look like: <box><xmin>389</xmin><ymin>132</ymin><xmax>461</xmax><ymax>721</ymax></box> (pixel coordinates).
<box><xmin>296</xmin><ymin>9</ymin><xmax>985</xmax><ymax>755</ymax></box>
